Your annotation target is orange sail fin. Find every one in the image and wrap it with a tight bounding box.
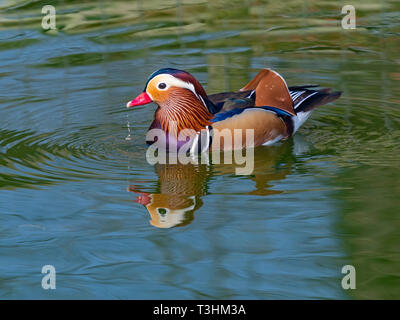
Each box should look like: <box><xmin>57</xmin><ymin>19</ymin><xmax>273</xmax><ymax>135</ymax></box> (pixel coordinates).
<box><xmin>240</xmin><ymin>69</ymin><xmax>295</xmax><ymax>116</ymax></box>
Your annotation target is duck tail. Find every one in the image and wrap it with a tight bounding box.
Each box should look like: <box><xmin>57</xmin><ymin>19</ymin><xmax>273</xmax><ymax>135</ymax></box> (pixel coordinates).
<box><xmin>291</xmin><ymin>87</ymin><xmax>342</xmax><ymax>113</ymax></box>
<box><xmin>289</xmin><ymin>87</ymin><xmax>341</xmax><ymax>134</ymax></box>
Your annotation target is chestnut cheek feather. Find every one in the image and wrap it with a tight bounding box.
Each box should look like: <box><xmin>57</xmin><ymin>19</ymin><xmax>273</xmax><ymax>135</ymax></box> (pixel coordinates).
<box><xmin>155</xmin><ymin>89</ymin><xmax>213</xmax><ymax>135</ymax></box>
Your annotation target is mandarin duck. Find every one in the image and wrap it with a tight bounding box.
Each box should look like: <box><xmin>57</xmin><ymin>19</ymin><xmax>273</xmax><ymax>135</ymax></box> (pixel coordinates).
<box><xmin>127</xmin><ymin>68</ymin><xmax>341</xmax><ymax>152</ymax></box>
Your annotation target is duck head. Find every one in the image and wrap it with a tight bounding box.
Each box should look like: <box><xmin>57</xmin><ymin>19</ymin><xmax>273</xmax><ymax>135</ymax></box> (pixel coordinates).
<box><xmin>127</xmin><ymin>68</ymin><xmax>215</xmax><ymax>134</ymax></box>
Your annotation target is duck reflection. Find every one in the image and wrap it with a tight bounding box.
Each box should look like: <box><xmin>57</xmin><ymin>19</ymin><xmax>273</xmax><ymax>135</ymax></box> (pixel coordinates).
<box><xmin>128</xmin><ymin>140</ymin><xmax>297</xmax><ymax>228</ymax></box>
<box><xmin>128</xmin><ymin>163</ymin><xmax>208</xmax><ymax>228</ymax></box>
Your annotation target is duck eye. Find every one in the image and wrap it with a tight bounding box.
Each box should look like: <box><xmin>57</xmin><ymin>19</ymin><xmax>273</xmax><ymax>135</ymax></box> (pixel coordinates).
<box><xmin>158</xmin><ymin>83</ymin><xmax>167</xmax><ymax>90</ymax></box>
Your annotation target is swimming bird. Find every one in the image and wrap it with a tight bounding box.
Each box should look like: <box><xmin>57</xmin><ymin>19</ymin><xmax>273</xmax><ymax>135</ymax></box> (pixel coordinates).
<box><xmin>126</xmin><ymin>68</ymin><xmax>341</xmax><ymax>152</ymax></box>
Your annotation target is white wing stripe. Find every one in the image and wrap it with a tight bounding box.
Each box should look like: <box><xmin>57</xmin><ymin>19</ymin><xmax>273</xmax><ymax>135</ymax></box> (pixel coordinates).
<box><xmin>294</xmin><ymin>91</ymin><xmax>318</xmax><ymax>109</ymax></box>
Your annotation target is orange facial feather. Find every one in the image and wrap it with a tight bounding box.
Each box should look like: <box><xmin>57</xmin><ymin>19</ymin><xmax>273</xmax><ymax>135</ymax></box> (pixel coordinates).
<box><xmin>152</xmin><ymin>87</ymin><xmax>213</xmax><ymax>135</ymax></box>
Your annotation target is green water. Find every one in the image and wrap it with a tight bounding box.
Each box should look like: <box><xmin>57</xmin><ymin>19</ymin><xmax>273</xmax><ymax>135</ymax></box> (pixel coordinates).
<box><xmin>0</xmin><ymin>0</ymin><xmax>400</xmax><ymax>299</ymax></box>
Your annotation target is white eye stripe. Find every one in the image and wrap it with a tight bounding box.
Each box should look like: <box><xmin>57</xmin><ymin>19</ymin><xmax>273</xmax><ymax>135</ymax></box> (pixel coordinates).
<box><xmin>150</xmin><ymin>74</ymin><xmax>200</xmax><ymax>98</ymax></box>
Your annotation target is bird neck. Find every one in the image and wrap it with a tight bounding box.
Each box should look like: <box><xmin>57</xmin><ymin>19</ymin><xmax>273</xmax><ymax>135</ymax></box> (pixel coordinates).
<box><xmin>155</xmin><ymin>93</ymin><xmax>213</xmax><ymax>136</ymax></box>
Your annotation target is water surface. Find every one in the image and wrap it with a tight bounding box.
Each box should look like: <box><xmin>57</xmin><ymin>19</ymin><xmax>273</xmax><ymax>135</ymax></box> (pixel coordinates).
<box><xmin>1</xmin><ymin>0</ymin><xmax>400</xmax><ymax>299</ymax></box>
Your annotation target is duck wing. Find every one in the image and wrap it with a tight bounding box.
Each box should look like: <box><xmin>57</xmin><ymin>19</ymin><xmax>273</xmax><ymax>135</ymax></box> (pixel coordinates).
<box><xmin>207</xmin><ymin>90</ymin><xmax>253</xmax><ymax>113</ymax></box>
<box><xmin>208</xmin><ymin>70</ymin><xmax>341</xmax><ymax>116</ymax></box>
<box><xmin>207</xmin><ymin>68</ymin><xmax>295</xmax><ymax>116</ymax></box>
<box><xmin>207</xmin><ymin>69</ymin><xmax>341</xmax><ymax>141</ymax></box>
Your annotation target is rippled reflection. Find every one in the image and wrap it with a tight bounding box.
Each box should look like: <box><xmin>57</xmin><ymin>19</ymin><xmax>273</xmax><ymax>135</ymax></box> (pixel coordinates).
<box><xmin>129</xmin><ymin>142</ymin><xmax>295</xmax><ymax>228</ymax></box>
<box><xmin>128</xmin><ymin>163</ymin><xmax>207</xmax><ymax>228</ymax></box>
